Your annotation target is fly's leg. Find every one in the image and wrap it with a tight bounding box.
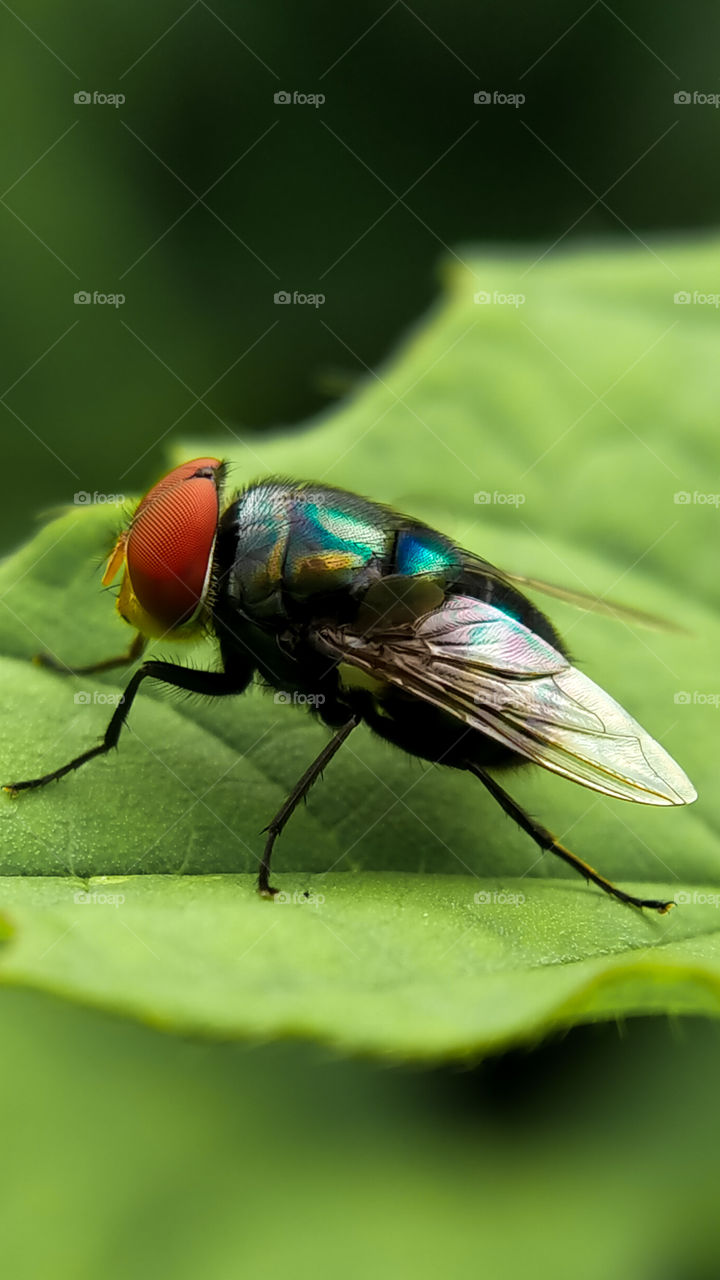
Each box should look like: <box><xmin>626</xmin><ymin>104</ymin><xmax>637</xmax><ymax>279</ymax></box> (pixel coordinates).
<box><xmin>34</xmin><ymin>630</ymin><xmax>147</xmax><ymax>675</ymax></box>
<box><xmin>259</xmin><ymin>715</ymin><xmax>359</xmax><ymax>899</ymax></box>
<box><xmin>468</xmin><ymin>763</ymin><xmax>674</xmax><ymax>914</ymax></box>
<box><xmin>4</xmin><ymin>663</ymin><xmax>248</xmax><ymax>793</ymax></box>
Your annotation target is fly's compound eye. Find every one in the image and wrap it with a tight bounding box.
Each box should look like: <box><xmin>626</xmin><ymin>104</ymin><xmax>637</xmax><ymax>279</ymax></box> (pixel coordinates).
<box><xmin>123</xmin><ymin>457</ymin><xmax>222</xmax><ymax>631</ymax></box>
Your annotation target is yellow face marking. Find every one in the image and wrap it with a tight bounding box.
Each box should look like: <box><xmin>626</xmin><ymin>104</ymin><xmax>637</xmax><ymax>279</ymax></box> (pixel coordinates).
<box><xmin>115</xmin><ymin>568</ymin><xmax>205</xmax><ymax>641</ymax></box>
<box><xmin>116</xmin><ymin>570</ymin><xmax>165</xmax><ymax>638</ymax></box>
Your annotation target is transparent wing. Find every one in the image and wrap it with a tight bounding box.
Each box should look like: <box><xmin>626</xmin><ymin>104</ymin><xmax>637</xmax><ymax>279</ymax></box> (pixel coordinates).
<box><xmin>501</xmin><ymin>570</ymin><xmax>685</xmax><ymax>632</ymax></box>
<box><xmin>461</xmin><ymin>551</ymin><xmax>684</xmax><ymax>633</ymax></box>
<box><xmin>315</xmin><ymin>591</ymin><xmax>696</xmax><ymax>806</ymax></box>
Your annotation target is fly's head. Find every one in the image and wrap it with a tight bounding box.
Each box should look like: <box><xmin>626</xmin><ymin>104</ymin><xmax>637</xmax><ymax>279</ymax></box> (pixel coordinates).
<box><xmin>103</xmin><ymin>458</ymin><xmax>225</xmax><ymax>639</ymax></box>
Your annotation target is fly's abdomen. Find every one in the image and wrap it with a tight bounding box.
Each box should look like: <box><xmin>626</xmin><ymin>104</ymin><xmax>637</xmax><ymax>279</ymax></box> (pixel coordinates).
<box><xmin>392</xmin><ymin>527</ymin><xmax>460</xmax><ymax>576</ymax></box>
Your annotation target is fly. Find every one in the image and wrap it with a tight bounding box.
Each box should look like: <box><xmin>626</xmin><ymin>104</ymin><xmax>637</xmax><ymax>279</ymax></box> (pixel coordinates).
<box><xmin>4</xmin><ymin>458</ymin><xmax>697</xmax><ymax>911</ymax></box>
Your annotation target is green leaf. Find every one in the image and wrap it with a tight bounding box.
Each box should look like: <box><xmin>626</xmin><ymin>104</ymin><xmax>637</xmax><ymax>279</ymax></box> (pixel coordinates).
<box><xmin>0</xmin><ymin>240</ymin><xmax>717</xmax><ymax>1058</ymax></box>
<box><xmin>1</xmin><ymin>873</ymin><xmax>720</xmax><ymax>1059</ymax></box>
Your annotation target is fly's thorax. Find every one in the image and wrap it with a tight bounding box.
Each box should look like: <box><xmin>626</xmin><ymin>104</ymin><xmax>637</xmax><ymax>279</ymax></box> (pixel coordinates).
<box><xmin>282</xmin><ymin>486</ymin><xmax>390</xmax><ymax>597</ymax></box>
<box><xmin>215</xmin><ymin>482</ymin><xmax>398</xmax><ymax>616</ymax></box>
<box><xmin>212</xmin><ymin>483</ymin><xmax>469</xmax><ymax>660</ymax></box>
<box><xmin>214</xmin><ymin>484</ymin><xmax>291</xmax><ymax>611</ymax></box>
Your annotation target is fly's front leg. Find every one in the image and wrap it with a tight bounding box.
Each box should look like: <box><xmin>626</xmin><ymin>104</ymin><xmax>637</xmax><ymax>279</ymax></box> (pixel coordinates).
<box><xmin>34</xmin><ymin>630</ymin><xmax>147</xmax><ymax>676</ymax></box>
<box><xmin>4</xmin><ymin>662</ymin><xmax>247</xmax><ymax>794</ymax></box>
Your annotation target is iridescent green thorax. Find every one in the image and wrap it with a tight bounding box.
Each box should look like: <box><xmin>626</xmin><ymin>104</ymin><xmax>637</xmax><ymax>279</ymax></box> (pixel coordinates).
<box><xmin>284</xmin><ymin>497</ymin><xmax>389</xmax><ymax>594</ymax></box>
<box><xmin>223</xmin><ymin>483</ymin><xmax>393</xmax><ymax>610</ymax></box>
<box><xmin>221</xmin><ymin>482</ymin><xmax>460</xmax><ymax>617</ymax></box>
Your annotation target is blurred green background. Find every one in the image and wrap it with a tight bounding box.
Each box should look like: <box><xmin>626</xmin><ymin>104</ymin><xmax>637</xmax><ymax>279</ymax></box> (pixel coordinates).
<box><xmin>1</xmin><ymin>0</ymin><xmax>718</xmax><ymax>545</ymax></box>
<box><xmin>2</xmin><ymin>2</ymin><xmax>719</xmax><ymax>1276</ymax></box>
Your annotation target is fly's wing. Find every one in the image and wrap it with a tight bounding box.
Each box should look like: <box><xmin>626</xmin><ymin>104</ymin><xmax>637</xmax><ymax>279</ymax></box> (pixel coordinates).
<box><xmin>462</xmin><ymin>550</ymin><xmax>684</xmax><ymax>633</ymax></box>
<box><xmin>314</xmin><ymin>581</ymin><xmax>696</xmax><ymax>807</ymax></box>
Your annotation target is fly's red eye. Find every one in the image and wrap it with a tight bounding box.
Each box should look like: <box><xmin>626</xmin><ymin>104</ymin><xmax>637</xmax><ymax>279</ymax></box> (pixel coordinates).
<box><xmin>134</xmin><ymin>458</ymin><xmax>221</xmax><ymax>519</ymax></box>
<box><xmin>125</xmin><ymin>458</ymin><xmax>222</xmax><ymax>630</ymax></box>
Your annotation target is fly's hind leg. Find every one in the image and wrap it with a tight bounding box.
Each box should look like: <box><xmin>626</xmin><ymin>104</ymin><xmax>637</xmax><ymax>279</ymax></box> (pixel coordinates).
<box><xmin>468</xmin><ymin>763</ymin><xmax>673</xmax><ymax>914</ymax></box>
<box><xmin>259</xmin><ymin>715</ymin><xmax>359</xmax><ymax>899</ymax></box>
